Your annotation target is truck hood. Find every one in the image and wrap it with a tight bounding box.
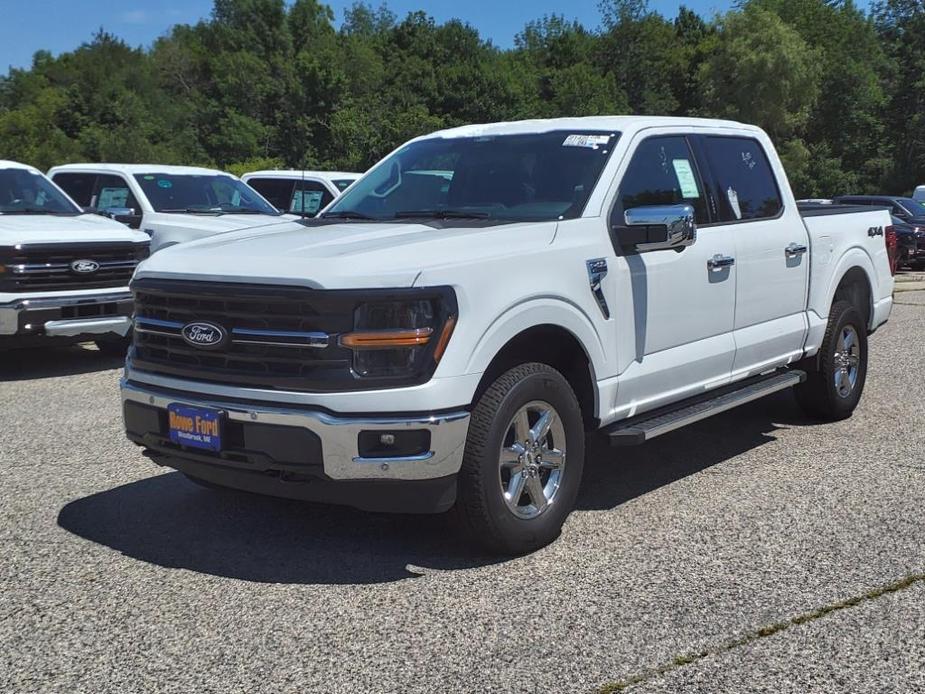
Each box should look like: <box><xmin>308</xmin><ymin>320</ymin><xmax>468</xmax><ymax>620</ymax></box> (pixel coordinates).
<box><xmin>146</xmin><ymin>212</ymin><xmax>298</xmax><ymax>234</ymax></box>
<box><xmin>0</xmin><ymin>213</ymin><xmax>148</xmax><ymax>245</ymax></box>
<box><xmin>135</xmin><ymin>219</ymin><xmax>558</xmax><ymax>289</ymax></box>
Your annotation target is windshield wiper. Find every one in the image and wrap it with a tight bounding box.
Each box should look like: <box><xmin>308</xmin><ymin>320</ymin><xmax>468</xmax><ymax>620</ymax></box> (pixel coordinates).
<box><xmin>1</xmin><ymin>208</ymin><xmax>76</xmax><ymax>216</ymax></box>
<box><xmin>396</xmin><ymin>209</ymin><xmax>491</xmax><ymax>219</ymax></box>
<box><xmin>321</xmin><ymin>210</ymin><xmax>376</xmax><ymax>220</ymax></box>
<box><xmin>160</xmin><ymin>207</ymin><xmax>224</xmax><ymax>215</ymax></box>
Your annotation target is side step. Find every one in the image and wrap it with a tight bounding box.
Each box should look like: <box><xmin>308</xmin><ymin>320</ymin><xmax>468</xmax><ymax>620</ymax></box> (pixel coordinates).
<box><xmin>604</xmin><ymin>369</ymin><xmax>806</xmax><ymax>447</ymax></box>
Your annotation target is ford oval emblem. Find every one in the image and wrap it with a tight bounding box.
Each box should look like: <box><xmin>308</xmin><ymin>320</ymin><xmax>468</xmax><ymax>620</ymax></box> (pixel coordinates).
<box><xmin>70</xmin><ymin>259</ymin><xmax>100</xmax><ymax>274</ymax></box>
<box><xmin>180</xmin><ymin>321</ymin><xmax>228</xmax><ymax>350</ymax></box>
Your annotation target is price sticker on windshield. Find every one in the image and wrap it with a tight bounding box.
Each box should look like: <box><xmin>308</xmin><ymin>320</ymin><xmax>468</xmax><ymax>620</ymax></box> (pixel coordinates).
<box><xmin>563</xmin><ymin>134</ymin><xmax>611</xmax><ymax>149</ymax></box>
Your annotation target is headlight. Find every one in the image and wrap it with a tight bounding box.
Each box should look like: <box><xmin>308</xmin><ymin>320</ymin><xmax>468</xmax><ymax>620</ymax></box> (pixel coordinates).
<box><xmin>340</xmin><ymin>296</ymin><xmax>456</xmax><ymax>378</ymax></box>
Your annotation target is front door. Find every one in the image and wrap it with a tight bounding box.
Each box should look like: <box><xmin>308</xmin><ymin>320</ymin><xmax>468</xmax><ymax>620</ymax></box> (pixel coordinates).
<box><xmin>608</xmin><ymin>133</ymin><xmax>737</xmax><ymax>418</ymax></box>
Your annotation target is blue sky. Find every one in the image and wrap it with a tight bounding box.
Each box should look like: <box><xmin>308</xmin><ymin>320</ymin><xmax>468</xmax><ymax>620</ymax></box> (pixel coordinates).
<box><xmin>1</xmin><ymin>0</ymin><xmax>738</xmax><ymax>72</ymax></box>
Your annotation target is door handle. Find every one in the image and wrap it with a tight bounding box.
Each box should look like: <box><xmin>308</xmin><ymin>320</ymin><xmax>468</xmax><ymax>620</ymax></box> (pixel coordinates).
<box><xmin>707</xmin><ymin>254</ymin><xmax>735</xmax><ymax>270</ymax></box>
<box><xmin>785</xmin><ymin>243</ymin><xmax>808</xmax><ymax>257</ymax></box>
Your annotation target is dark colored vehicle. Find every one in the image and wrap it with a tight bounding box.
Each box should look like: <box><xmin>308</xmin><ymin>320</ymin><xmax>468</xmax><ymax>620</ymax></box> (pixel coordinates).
<box><xmin>889</xmin><ymin>215</ymin><xmax>925</xmax><ymax>269</ymax></box>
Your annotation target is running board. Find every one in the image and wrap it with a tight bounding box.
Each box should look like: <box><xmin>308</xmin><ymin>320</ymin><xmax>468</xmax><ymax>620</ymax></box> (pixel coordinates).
<box><xmin>604</xmin><ymin>369</ymin><xmax>806</xmax><ymax>447</ymax></box>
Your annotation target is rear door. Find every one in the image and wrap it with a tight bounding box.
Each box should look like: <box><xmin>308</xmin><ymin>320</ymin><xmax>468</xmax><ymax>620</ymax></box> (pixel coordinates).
<box><xmin>697</xmin><ymin>134</ymin><xmax>809</xmax><ymax>377</ymax></box>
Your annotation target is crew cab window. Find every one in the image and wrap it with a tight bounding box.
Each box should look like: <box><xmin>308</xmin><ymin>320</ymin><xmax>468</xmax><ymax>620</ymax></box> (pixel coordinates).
<box><xmin>246</xmin><ymin>178</ymin><xmax>294</xmax><ymax>211</ymax></box>
<box><xmin>705</xmin><ymin>137</ymin><xmax>783</xmax><ymax>221</ymax></box>
<box><xmin>291</xmin><ymin>181</ymin><xmax>332</xmax><ymax>216</ymax></box>
<box><xmin>94</xmin><ymin>174</ymin><xmax>139</xmax><ymax>212</ymax></box>
<box><xmin>51</xmin><ymin>173</ymin><xmax>96</xmax><ymax>207</ymax></box>
<box><xmin>614</xmin><ymin>135</ymin><xmax>709</xmax><ymax>224</ymax></box>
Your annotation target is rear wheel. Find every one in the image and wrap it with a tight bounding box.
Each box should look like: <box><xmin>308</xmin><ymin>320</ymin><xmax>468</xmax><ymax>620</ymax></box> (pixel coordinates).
<box><xmin>795</xmin><ymin>300</ymin><xmax>867</xmax><ymax>421</ymax></box>
<box><xmin>453</xmin><ymin>363</ymin><xmax>585</xmax><ymax>555</ymax></box>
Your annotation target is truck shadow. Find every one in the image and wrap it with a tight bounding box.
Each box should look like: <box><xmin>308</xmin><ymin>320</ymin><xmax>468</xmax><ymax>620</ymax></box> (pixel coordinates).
<box><xmin>0</xmin><ymin>344</ymin><xmax>124</xmax><ymax>381</ymax></box>
<box><xmin>57</xmin><ymin>391</ymin><xmax>802</xmax><ymax>585</ymax></box>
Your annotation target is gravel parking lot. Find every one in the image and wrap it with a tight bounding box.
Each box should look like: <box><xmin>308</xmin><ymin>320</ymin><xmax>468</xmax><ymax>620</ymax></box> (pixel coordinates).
<box><xmin>2</xmin><ymin>293</ymin><xmax>924</xmax><ymax>694</ymax></box>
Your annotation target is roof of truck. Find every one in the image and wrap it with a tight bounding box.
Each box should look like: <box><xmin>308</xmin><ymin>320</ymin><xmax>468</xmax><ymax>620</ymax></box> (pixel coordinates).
<box><xmin>243</xmin><ymin>170</ymin><xmax>361</xmax><ymax>181</ymax></box>
<box><xmin>425</xmin><ymin>116</ymin><xmax>761</xmax><ymax>140</ymax></box>
<box><xmin>48</xmin><ymin>163</ymin><xmax>238</xmax><ymax>177</ymax></box>
<box><xmin>0</xmin><ymin>160</ymin><xmax>41</xmax><ymax>173</ymax></box>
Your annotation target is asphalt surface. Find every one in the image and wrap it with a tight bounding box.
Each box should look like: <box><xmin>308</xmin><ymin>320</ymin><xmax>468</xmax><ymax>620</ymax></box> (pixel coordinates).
<box><xmin>2</xmin><ymin>294</ymin><xmax>924</xmax><ymax>693</ymax></box>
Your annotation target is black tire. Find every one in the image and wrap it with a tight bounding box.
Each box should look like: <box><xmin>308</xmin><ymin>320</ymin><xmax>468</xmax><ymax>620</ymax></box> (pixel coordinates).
<box><xmin>794</xmin><ymin>300</ymin><xmax>868</xmax><ymax>421</ymax></box>
<box><xmin>94</xmin><ymin>335</ymin><xmax>132</xmax><ymax>357</ymax></box>
<box><xmin>453</xmin><ymin>362</ymin><xmax>585</xmax><ymax>555</ymax></box>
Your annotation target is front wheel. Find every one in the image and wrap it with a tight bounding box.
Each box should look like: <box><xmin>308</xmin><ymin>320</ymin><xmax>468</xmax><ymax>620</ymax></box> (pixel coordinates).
<box><xmin>453</xmin><ymin>363</ymin><xmax>585</xmax><ymax>555</ymax></box>
<box><xmin>795</xmin><ymin>300</ymin><xmax>868</xmax><ymax>421</ymax></box>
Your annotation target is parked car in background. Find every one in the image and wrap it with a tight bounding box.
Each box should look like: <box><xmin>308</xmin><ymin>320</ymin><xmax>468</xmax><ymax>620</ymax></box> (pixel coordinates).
<box><xmin>834</xmin><ymin>194</ymin><xmax>925</xmax><ymax>225</ymax></box>
<box><xmin>914</xmin><ymin>186</ymin><xmax>925</xmax><ymax>203</ymax></box>
<box><xmin>121</xmin><ymin>116</ymin><xmax>894</xmax><ymax>554</ymax></box>
<box><xmin>0</xmin><ymin>160</ymin><xmax>149</xmax><ymax>353</ymax></box>
<box><xmin>242</xmin><ymin>170</ymin><xmax>361</xmax><ymax>217</ymax></box>
<box><xmin>890</xmin><ymin>214</ymin><xmax>925</xmax><ymax>269</ymax></box>
<box><xmin>48</xmin><ymin>164</ymin><xmax>294</xmax><ymax>252</ymax></box>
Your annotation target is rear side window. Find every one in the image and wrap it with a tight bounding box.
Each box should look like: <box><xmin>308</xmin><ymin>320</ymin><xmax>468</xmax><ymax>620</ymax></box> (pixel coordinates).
<box><xmin>246</xmin><ymin>177</ymin><xmax>295</xmax><ymax>211</ymax></box>
<box><xmin>614</xmin><ymin>135</ymin><xmax>710</xmax><ymax>225</ymax></box>
<box><xmin>52</xmin><ymin>173</ymin><xmax>95</xmax><ymax>207</ymax></box>
<box><xmin>705</xmin><ymin>137</ymin><xmax>782</xmax><ymax>221</ymax></box>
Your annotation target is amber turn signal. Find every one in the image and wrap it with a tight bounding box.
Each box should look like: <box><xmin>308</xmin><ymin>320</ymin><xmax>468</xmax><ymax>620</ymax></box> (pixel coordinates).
<box><xmin>340</xmin><ymin>327</ymin><xmax>434</xmax><ymax>349</ymax></box>
<box><xmin>432</xmin><ymin>315</ymin><xmax>457</xmax><ymax>363</ymax></box>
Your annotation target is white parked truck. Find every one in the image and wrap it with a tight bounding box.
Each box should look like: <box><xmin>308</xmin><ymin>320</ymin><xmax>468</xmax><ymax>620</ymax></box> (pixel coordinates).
<box><xmin>242</xmin><ymin>170</ymin><xmax>361</xmax><ymax>217</ymax></box>
<box><xmin>47</xmin><ymin>164</ymin><xmax>294</xmax><ymax>253</ymax></box>
<box><xmin>0</xmin><ymin>160</ymin><xmax>150</xmax><ymax>353</ymax></box>
<box><xmin>120</xmin><ymin>117</ymin><xmax>894</xmax><ymax>553</ymax></box>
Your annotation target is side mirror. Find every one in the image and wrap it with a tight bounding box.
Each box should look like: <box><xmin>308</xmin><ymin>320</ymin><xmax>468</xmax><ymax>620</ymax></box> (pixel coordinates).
<box><xmin>615</xmin><ymin>204</ymin><xmax>696</xmax><ymax>252</ymax></box>
<box><xmin>99</xmin><ymin>206</ymin><xmax>142</xmax><ymax>229</ymax></box>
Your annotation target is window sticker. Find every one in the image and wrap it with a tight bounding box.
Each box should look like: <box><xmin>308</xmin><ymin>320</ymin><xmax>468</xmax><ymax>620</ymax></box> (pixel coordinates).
<box><xmin>143</xmin><ymin>175</ymin><xmax>155</xmax><ymax>180</ymax></box>
<box><xmin>291</xmin><ymin>190</ymin><xmax>324</xmax><ymax>215</ymax></box>
<box><xmin>672</xmin><ymin>159</ymin><xmax>700</xmax><ymax>199</ymax></box>
<box><xmin>157</xmin><ymin>179</ymin><xmax>173</xmax><ymax>189</ymax></box>
<box><xmin>562</xmin><ymin>134</ymin><xmax>611</xmax><ymax>149</ymax></box>
<box><xmin>727</xmin><ymin>187</ymin><xmax>742</xmax><ymax>220</ymax></box>
<box><xmin>98</xmin><ymin>187</ymin><xmax>128</xmax><ymax>209</ymax></box>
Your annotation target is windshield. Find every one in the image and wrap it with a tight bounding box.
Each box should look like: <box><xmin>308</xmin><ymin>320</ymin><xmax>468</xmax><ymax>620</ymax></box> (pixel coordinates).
<box><xmin>0</xmin><ymin>168</ymin><xmax>81</xmax><ymax>215</ymax></box>
<box><xmin>134</xmin><ymin>173</ymin><xmax>280</xmax><ymax>215</ymax></box>
<box><xmin>899</xmin><ymin>198</ymin><xmax>925</xmax><ymax>217</ymax></box>
<box><xmin>324</xmin><ymin>131</ymin><xmax>619</xmax><ymax>222</ymax></box>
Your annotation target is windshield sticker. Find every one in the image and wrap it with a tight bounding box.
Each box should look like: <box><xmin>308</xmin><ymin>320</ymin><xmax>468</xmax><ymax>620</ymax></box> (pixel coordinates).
<box><xmin>672</xmin><ymin>159</ymin><xmax>700</xmax><ymax>199</ymax></box>
<box><xmin>143</xmin><ymin>175</ymin><xmax>155</xmax><ymax>180</ymax></box>
<box><xmin>563</xmin><ymin>134</ymin><xmax>611</xmax><ymax>149</ymax></box>
<box><xmin>157</xmin><ymin>179</ymin><xmax>173</xmax><ymax>189</ymax></box>
<box><xmin>727</xmin><ymin>186</ymin><xmax>742</xmax><ymax>220</ymax></box>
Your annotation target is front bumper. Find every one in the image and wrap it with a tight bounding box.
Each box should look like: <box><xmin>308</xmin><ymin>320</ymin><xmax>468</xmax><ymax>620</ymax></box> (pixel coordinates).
<box><xmin>0</xmin><ymin>291</ymin><xmax>132</xmax><ymax>340</ymax></box>
<box><xmin>120</xmin><ymin>379</ymin><xmax>471</xmax><ymax>513</ymax></box>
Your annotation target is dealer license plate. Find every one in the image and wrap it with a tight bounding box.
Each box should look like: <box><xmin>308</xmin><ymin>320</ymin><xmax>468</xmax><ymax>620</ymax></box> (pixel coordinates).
<box><xmin>167</xmin><ymin>403</ymin><xmax>223</xmax><ymax>452</ymax></box>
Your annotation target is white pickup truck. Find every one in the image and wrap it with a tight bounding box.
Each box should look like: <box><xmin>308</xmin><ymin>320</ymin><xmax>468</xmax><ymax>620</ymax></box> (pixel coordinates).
<box><xmin>120</xmin><ymin>117</ymin><xmax>894</xmax><ymax>553</ymax></box>
<box><xmin>47</xmin><ymin>164</ymin><xmax>293</xmax><ymax>253</ymax></box>
<box><xmin>242</xmin><ymin>170</ymin><xmax>361</xmax><ymax>217</ymax></box>
<box><xmin>0</xmin><ymin>161</ymin><xmax>150</xmax><ymax>353</ymax></box>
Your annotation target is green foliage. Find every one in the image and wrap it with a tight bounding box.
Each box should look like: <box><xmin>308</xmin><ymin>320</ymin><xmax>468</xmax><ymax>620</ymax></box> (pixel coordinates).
<box><xmin>1</xmin><ymin>0</ymin><xmax>923</xmax><ymax>196</ymax></box>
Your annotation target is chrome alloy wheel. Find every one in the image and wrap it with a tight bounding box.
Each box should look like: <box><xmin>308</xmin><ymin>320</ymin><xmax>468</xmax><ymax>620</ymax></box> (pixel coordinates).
<box><xmin>498</xmin><ymin>400</ymin><xmax>566</xmax><ymax>520</ymax></box>
<box><xmin>833</xmin><ymin>324</ymin><xmax>861</xmax><ymax>398</ymax></box>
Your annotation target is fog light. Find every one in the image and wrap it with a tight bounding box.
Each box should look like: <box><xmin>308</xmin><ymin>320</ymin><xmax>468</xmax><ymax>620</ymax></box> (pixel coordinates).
<box><xmin>358</xmin><ymin>430</ymin><xmax>431</xmax><ymax>458</ymax></box>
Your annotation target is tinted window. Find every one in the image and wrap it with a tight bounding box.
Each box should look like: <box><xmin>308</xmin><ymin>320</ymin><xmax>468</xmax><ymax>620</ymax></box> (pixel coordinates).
<box><xmin>246</xmin><ymin>177</ymin><xmax>295</xmax><ymax>211</ymax></box>
<box><xmin>94</xmin><ymin>174</ymin><xmax>139</xmax><ymax>212</ymax></box>
<box><xmin>898</xmin><ymin>198</ymin><xmax>925</xmax><ymax>217</ymax></box>
<box><xmin>326</xmin><ymin>130</ymin><xmax>619</xmax><ymax>222</ymax></box>
<box><xmin>706</xmin><ymin>137</ymin><xmax>782</xmax><ymax>221</ymax></box>
<box><xmin>614</xmin><ymin>135</ymin><xmax>709</xmax><ymax>224</ymax></box>
<box><xmin>52</xmin><ymin>172</ymin><xmax>96</xmax><ymax>207</ymax></box>
<box><xmin>333</xmin><ymin>178</ymin><xmax>356</xmax><ymax>191</ymax></box>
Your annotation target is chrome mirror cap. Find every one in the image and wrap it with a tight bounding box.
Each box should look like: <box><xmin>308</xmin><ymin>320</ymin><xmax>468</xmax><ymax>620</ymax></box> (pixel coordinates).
<box><xmin>623</xmin><ymin>204</ymin><xmax>696</xmax><ymax>252</ymax></box>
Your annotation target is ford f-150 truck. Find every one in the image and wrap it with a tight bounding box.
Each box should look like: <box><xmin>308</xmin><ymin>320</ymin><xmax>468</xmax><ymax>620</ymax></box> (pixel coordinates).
<box><xmin>0</xmin><ymin>160</ymin><xmax>150</xmax><ymax>353</ymax></box>
<box><xmin>48</xmin><ymin>164</ymin><xmax>294</xmax><ymax>253</ymax></box>
<box><xmin>242</xmin><ymin>170</ymin><xmax>361</xmax><ymax>217</ymax></box>
<box><xmin>120</xmin><ymin>117</ymin><xmax>894</xmax><ymax>553</ymax></box>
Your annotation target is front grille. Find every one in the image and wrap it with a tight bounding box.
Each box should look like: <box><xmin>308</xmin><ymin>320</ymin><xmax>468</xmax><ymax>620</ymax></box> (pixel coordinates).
<box><xmin>130</xmin><ymin>279</ymin><xmax>452</xmax><ymax>392</ymax></box>
<box><xmin>0</xmin><ymin>242</ymin><xmax>149</xmax><ymax>291</ymax></box>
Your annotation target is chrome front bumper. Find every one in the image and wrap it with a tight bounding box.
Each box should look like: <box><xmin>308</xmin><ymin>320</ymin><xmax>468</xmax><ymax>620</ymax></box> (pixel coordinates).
<box><xmin>0</xmin><ymin>291</ymin><xmax>133</xmax><ymax>337</ymax></box>
<box><xmin>120</xmin><ymin>379</ymin><xmax>470</xmax><ymax>481</ymax></box>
